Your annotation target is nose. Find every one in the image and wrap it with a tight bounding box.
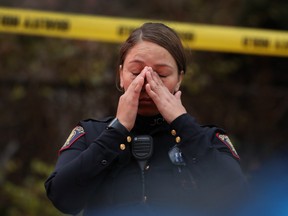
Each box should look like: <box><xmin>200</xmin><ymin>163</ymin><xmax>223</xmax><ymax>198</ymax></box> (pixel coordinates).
<box><xmin>141</xmin><ymin>78</ymin><xmax>148</xmax><ymax>93</ymax></box>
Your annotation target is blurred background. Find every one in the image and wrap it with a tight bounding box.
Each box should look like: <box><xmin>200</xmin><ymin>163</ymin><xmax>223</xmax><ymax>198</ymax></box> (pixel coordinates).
<box><xmin>0</xmin><ymin>0</ymin><xmax>287</xmax><ymax>215</ymax></box>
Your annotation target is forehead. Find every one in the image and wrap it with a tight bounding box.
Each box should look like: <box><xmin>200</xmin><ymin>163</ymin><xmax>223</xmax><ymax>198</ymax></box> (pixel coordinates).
<box><xmin>124</xmin><ymin>41</ymin><xmax>177</xmax><ymax>68</ymax></box>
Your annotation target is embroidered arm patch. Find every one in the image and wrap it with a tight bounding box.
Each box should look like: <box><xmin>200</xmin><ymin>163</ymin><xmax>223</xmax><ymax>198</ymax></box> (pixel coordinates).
<box><xmin>216</xmin><ymin>133</ymin><xmax>240</xmax><ymax>160</ymax></box>
<box><xmin>59</xmin><ymin>126</ymin><xmax>85</xmax><ymax>153</ymax></box>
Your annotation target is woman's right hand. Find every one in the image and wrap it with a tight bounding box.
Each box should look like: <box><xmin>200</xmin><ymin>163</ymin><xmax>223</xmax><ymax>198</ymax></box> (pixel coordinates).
<box><xmin>116</xmin><ymin>68</ymin><xmax>146</xmax><ymax>131</ymax></box>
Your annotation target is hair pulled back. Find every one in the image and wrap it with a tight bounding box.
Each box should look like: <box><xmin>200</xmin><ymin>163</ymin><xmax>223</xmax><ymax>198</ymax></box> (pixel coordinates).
<box><xmin>118</xmin><ymin>22</ymin><xmax>186</xmax><ymax>74</ymax></box>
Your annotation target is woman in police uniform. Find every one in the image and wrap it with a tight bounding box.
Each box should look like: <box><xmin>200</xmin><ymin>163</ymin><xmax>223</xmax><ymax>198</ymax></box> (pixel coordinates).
<box><xmin>45</xmin><ymin>23</ymin><xmax>246</xmax><ymax>216</ymax></box>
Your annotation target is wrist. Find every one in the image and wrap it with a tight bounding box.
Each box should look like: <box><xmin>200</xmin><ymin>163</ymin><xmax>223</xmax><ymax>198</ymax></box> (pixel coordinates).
<box><xmin>106</xmin><ymin>118</ymin><xmax>130</xmax><ymax>134</ymax></box>
<box><xmin>166</xmin><ymin>111</ymin><xmax>187</xmax><ymax>124</ymax></box>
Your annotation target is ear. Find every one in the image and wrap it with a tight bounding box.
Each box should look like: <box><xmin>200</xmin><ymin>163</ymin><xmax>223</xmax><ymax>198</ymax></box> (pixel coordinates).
<box><xmin>119</xmin><ymin>65</ymin><xmax>124</xmax><ymax>88</ymax></box>
<box><xmin>175</xmin><ymin>71</ymin><xmax>184</xmax><ymax>92</ymax></box>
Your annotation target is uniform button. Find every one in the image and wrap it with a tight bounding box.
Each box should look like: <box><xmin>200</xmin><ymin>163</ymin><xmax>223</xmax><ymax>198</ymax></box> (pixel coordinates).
<box><xmin>101</xmin><ymin>160</ymin><xmax>107</xmax><ymax>165</ymax></box>
<box><xmin>145</xmin><ymin>165</ymin><xmax>150</xmax><ymax>170</ymax></box>
<box><xmin>171</xmin><ymin>129</ymin><xmax>177</xmax><ymax>136</ymax></box>
<box><xmin>175</xmin><ymin>136</ymin><xmax>181</xmax><ymax>143</ymax></box>
<box><xmin>120</xmin><ymin>144</ymin><xmax>126</xmax><ymax>150</ymax></box>
<box><xmin>127</xmin><ymin>136</ymin><xmax>132</xmax><ymax>143</ymax></box>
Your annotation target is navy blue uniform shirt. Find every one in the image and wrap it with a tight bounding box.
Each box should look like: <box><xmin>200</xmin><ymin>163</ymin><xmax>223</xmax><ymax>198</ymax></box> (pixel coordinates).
<box><xmin>45</xmin><ymin>113</ymin><xmax>246</xmax><ymax>216</ymax></box>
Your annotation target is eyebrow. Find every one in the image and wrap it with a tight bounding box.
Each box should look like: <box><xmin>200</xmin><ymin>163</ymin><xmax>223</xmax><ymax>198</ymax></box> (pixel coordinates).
<box><xmin>127</xmin><ymin>59</ymin><xmax>144</xmax><ymax>65</ymax></box>
<box><xmin>128</xmin><ymin>59</ymin><xmax>174</xmax><ymax>69</ymax></box>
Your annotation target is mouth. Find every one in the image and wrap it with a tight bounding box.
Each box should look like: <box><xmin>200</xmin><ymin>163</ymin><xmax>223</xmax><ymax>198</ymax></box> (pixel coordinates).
<box><xmin>140</xmin><ymin>96</ymin><xmax>151</xmax><ymax>101</ymax></box>
<box><xmin>139</xmin><ymin>96</ymin><xmax>153</xmax><ymax>104</ymax></box>
<box><xmin>139</xmin><ymin>98</ymin><xmax>152</xmax><ymax>102</ymax></box>
<box><xmin>138</xmin><ymin>94</ymin><xmax>158</xmax><ymax>115</ymax></box>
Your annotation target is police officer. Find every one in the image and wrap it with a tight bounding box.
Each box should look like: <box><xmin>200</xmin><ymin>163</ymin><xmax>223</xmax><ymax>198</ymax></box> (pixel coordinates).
<box><xmin>45</xmin><ymin>23</ymin><xmax>246</xmax><ymax>216</ymax></box>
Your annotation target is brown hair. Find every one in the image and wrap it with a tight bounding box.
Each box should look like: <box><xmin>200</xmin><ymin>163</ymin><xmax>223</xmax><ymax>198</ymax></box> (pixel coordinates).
<box><xmin>118</xmin><ymin>22</ymin><xmax>186</xmax><ymax>74</ymax></box>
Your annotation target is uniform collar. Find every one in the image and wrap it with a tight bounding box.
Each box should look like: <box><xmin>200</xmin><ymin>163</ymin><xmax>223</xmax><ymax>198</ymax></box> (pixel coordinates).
<box><xmin>132</xmin><ymin>114</ymin><xmax>167</xmax><ymax>135</ymax></box>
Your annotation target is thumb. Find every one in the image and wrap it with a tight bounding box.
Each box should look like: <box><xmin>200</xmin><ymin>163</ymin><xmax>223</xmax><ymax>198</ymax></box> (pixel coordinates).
<box><xmin>174</xmin><ymin>90</ymin><xmax>182</xmax><ymax>100</ymax></box>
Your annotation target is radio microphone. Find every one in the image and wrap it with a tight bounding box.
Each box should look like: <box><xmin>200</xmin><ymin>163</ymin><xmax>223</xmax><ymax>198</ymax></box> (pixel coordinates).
<box><xmin>131</xmin><ymin>135</ymin><xmax>153</xmax><ymax>202</ymax></box>
<box><xmin>131</xmin><ymin>135</ymin><xmax>153</xmax><ymax>170</ymax></box>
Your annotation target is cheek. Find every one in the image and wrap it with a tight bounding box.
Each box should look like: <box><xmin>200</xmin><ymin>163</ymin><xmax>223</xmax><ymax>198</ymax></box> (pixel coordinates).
<box><xmin>162</xmin><ymin>79</ymin><xmax>178</xmax><ymax>93</ymax></box>
<box><xmin>122</xmin><ymin>75</ymin><xmax>135</xmax><ymax>90</ymax></box>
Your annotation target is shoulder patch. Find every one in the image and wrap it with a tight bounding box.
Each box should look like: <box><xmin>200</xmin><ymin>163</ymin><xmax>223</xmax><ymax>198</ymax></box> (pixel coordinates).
<box><xmin>216</xmin><ymin>133</ymin><xmax>240</xmax><ymax>160</ymax></box>
<box><xmin>59</xmin><ymin>126</ymin><xmax>85</xmax><ymax>153</ymax></box>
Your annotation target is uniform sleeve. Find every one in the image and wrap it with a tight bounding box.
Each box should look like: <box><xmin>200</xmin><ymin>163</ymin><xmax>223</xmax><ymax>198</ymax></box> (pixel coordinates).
<box><xmin>170</xmin><ymin>113</ymin><xmax>247</xmax><ymax>204</ymax></box>
<box><xmin>44</xmin><ymin>124</ymin><xmax>131</xmax><ymax>215</ymax></box>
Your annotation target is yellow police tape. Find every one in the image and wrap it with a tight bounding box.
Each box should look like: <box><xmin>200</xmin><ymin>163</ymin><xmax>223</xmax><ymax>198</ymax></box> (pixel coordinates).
<box><xmin>1</xmin><ymin>7</ymin><xmax>288</xmax><ymax>57</ymax></box>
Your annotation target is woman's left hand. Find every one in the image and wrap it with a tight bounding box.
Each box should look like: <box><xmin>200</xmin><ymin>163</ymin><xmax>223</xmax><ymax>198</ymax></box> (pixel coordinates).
<box><xmin>145</xmin><ymin>69</ymin><xmax>187</xmax><ymax>124</ymax></box>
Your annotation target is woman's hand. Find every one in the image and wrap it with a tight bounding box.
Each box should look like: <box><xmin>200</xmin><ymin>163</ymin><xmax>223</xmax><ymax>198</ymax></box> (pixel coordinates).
<box><xmin>116</xmin><ymin>68</ymin><xmax>146</xmax><ymax>131</ymax></box>
<box><xmin>145</xmin><ymin>69</ymin><xmax>187</xmax><ymax>124</ymax></box>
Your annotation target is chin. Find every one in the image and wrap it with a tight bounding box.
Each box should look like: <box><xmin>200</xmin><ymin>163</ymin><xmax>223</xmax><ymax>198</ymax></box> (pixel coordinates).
<box><xmin>137</xmin><ymin>106</ymin><xmax>159</xmax><ymax>116</ymax></box>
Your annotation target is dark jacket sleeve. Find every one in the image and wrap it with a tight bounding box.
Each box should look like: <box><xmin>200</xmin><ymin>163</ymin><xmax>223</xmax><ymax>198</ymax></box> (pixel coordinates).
<box><xmin>44</xmin><ymin>121</ymin><xmax>131</xmax><ymax>215</ymax></box>
<box><xmin>170</xmin><ymin>113</ymin><xmax>247</xmax><ymax>202</ymax></box>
